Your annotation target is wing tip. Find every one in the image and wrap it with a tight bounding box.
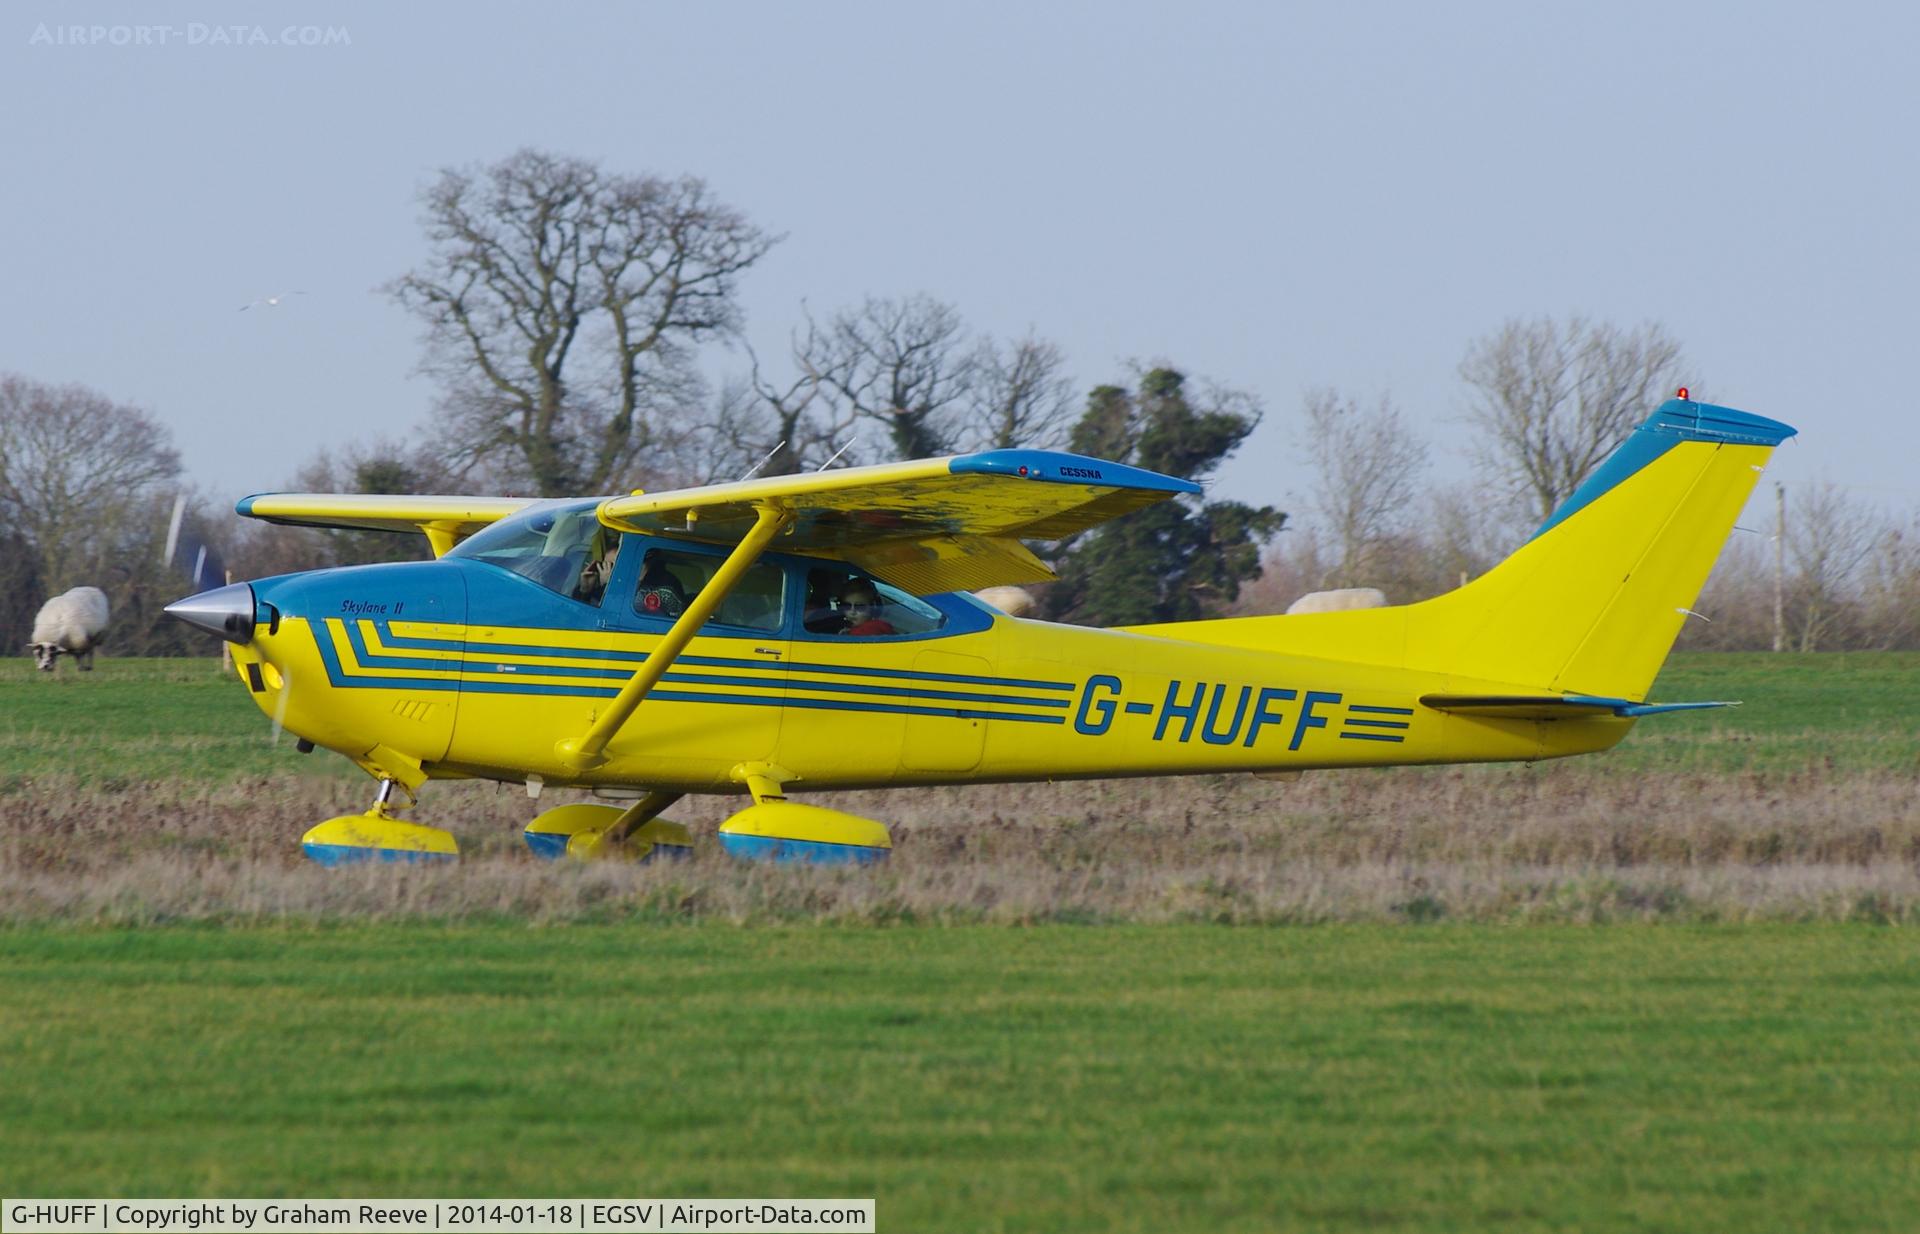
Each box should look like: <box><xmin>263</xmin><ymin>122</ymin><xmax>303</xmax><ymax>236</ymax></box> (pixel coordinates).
<box><xmin>948</xmin><ymin>449</ymin><xmax>1201</xmax><ymax>495</ymax></box>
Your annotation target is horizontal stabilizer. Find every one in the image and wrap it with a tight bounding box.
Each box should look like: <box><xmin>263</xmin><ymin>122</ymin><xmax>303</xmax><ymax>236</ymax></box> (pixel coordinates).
<box><xmin>1420</xmin><ymin>694</ymin><xmax>1739</xmax><ymax>720</ymax></box>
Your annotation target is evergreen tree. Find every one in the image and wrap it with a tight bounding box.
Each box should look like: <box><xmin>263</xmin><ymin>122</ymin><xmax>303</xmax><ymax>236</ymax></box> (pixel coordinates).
<box><xmin>1043</xmin><ymin>368</ymin><xmax>1283</xmax><ymax>625</ymax></box>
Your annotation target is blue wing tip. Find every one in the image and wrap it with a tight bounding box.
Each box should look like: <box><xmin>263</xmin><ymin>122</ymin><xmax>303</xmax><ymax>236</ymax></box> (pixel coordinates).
<box><xmin>949</xmin><ymin>449</ymin><xmax>1201</xmax><ymax>494</ymax></box>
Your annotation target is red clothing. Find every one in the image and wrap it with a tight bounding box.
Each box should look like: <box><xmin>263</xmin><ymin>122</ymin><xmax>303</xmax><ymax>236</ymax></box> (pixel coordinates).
<box><xmin>845</xmin><ymin>618</ymin><xmax>897</xmax><ymax>636</ymax></box>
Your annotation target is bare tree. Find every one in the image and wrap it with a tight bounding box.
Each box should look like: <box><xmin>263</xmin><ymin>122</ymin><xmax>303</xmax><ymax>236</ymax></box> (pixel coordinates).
<box><xmin>714</xmin><ymin>325</ymin><xmax>863</xmax><ymax>480</ymax></box>
<box><xmin>1859</xmin><ymin>511</ymin><xmax>1920</xmax><ymax>650</ymax></box>
<box><xmin>957</xmin><ymin>332</ymin><xmax>1076</xmax><ymax>452</ymax></box>
<box><xmin>1300</xmin><ymin>388</ymin><xmax>1427</xmax><ymax>589</ymax></box>
<box><xmin>1460</xmin><ymin>316</ymin><xmax>1688</xmax><ymax>522</ymax></box>
<box><xmin>803</xmin><ymin>295</ymin><xmax>974</xmax><ymax>460</ymax></box>
<box><xmin>0</xmin><ymin>375</ymin><xmax>207</xmax><ymax>653</ymax></box>
<box><xmin>388</xmin><ymin>149</ymin><xmax>777</xmax><ymax>496</ymax></box>
<box><xmin>1784</xmin><ymin>482</ymin><xmax>1878</xmax><ymax>651</ymax></box>
<box><xmin>0</xmin><ymin>375</ymin><xmax>181</xmax><ymax>593</ymax></box>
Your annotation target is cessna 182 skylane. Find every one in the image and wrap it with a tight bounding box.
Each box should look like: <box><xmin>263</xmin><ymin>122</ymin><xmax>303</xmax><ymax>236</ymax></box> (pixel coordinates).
<box><xmin>167</xmin><ymin>393</ymin><xmax>1794</xmax><ymax>865</ymax></box>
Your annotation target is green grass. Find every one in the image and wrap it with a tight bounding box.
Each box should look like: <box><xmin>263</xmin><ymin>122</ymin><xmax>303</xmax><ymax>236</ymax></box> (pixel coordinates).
<box><xmin>0</xmin><ymin>924</ymin><xmax>1916</xmax><ymax>1231</ymax></box>
<box><xmin>3</xmin><ymin>652</ymin><xmax>1914</xmax><ymax>783</ymax></box>
<box><xmin>1625</xmin><ymin>651</ymin><xmax>1920</xmax><ymax>772</ymax></box>
<box><xmin>0</xmin><ymin>657</ymin><xmax>347</xmax><ymax>784</ymax></box>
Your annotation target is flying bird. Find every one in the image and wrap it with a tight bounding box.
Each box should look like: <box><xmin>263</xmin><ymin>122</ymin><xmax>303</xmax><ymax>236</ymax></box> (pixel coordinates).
<box><xmin>238</xmin><ymin>290</ymin><xmax>307</xmax><ymax>312</ymax></box>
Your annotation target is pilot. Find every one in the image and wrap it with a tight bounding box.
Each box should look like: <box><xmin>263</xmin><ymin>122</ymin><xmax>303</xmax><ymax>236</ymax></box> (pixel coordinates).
<box><xmin>635</xmin><ymin>550</ymin><xmax>687</xmax><ymax>618</ymax></box>
<box><xmin>839</xmin><ymin>580</ymin><xmax>896</xmax><ymax>637</ymax></box>
<box><xmin>574</xmin><ymin>532</ymin><xmax>619</xmax><ymax>605</ymax></box>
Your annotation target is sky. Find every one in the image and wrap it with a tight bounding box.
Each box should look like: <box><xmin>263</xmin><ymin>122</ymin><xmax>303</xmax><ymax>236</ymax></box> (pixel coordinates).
<box><xmin>5</xmin><ymin>0</ymin><xmax>1916</xmax><ymax>529</ymax></box>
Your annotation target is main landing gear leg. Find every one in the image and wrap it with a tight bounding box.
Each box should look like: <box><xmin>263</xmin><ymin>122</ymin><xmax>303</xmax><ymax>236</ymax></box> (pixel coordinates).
<box><xmin>300</xmin><ymin>776</ymin><xmax>460</xmax><ymax>866</ymax></box>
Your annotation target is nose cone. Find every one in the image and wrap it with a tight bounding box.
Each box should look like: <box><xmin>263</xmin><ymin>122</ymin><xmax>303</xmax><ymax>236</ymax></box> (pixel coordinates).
<box><xmin>165</xmin><ymin>582</ymin><xmax>258</xmax><ymax>643</ymax></box>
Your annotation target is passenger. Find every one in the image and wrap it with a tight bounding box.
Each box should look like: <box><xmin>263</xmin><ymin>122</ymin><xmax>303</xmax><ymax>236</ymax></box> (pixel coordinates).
<box><xmin>634</xmin><ymin>550</ymin><xmax>687</xmax><ymax>618</ymax></box>
<box><xmin>839</xmin><ymin>580</ymin><xmax>897</xmax><ymax>637</ymax></box>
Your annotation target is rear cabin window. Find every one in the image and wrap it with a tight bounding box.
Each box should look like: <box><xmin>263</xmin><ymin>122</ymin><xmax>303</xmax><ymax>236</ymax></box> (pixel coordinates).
<box><xmin>632</xmin><ymin>547</ymin><xmax>786</xmax><ymax>632</ymax></box>
<box><xmin>800</xmin><ymin>568</ymin><xmax>947</xmax><ymax>638</ymax></box>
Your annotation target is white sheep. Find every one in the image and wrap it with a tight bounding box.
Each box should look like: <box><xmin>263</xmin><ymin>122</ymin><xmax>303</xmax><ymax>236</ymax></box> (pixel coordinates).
<box><xmin>28</xmin><ymin>586</ymin><xmax>110</xmax><ymax>672</ymax></box>
<box><xmin>973</xmin><ymin>585</ymin><xmax>1037</xmax><ymax>617</ymax></box>
<box><xmin>1285</xmin><ymin>587</ymin><xmax>1388</xmax><ymax>615</ymax></box>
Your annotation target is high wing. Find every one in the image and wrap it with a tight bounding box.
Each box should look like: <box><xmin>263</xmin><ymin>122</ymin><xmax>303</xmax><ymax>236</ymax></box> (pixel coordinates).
<box><xmin>236</xmin><ymin>494</ymin><xmax>539</xmax><ymax>557</ymax></box>
<box><xmin>596</xmin><ymin>449</ymin><xmax>1200</xmax><ymax>594</ymax></box>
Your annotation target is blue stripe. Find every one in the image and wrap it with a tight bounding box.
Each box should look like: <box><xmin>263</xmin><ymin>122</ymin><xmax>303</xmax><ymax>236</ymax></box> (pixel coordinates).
<box><xmin>522</xmin><ymin>831</ymin><xmax>692</xmax><ymax>862</ymax></box>
<box><xmin>302</xmin><ymin>843</ymin><xmax>457</xmax><ymax>867</ymax></box>
<box><xmin>1339</xmin><ymin>732</ymin><xmax>1406</xmax><ymax>743</ymax></box>
<box><xmin>718</xmin><ymin>833</ymin><xmax>889</xmax><ymax>865</ymax></box>
<box><xmin>371</xmin><ymin>620</ymin><xmax>1075</xmax><ymax>692</ymax></box>
<box><xmin>317</xmin><ymin>622</ymin><xmax>1063</xmax><ymax>723</ymax></box>
<box><xmin>1344</xmin><ymin>718</ymin><xmax>1410</xmax><ymax>730</ymax></box>
<box><xmin>649</xmin><ymin>691</ymin><xmax>1066</xmax><ymax>725</ymax></box>
<box><xmin>312</xmin><ymin>619</ymin><xmax>463</xmax><ymax>693</ymax></box>
<box><xmin>348</xmin><ymin>622</ymin><xmax>629</xmax><ymax>680</ymax></box>
<box><xmin>1124</xmin><ymin>702</ymin><xmax>1153</xmax><ymax>714</ymax></box>
<box><xmin>345</xmin><ymin>622</ymin><xmax>1068</xmax><ymax>712</ymax></box>
<box><xmin>523</xmin><ymin>832</ymin><xmax>572</xmax><ymax>861</ymax></box>
<box><xmin>672</xmin><ymin>671</ymin><xmax>1068</xmax><ymax>710</ymax></box>
<box><xmin>1348</xmin><ymin>705</ymin><xmax>1415</xmax><ymax>715</ymax></box>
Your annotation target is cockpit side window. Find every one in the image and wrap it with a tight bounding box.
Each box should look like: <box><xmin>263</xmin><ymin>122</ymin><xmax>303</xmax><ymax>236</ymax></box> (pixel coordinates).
<box><xmin>631</xmin><ymin>546</ymin><xmax>786</xmax><ymax>632</ymax></box>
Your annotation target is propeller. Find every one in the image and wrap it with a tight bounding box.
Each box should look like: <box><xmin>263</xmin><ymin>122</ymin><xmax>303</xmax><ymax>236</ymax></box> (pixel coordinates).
<box><xmin>270</xmin><ymin>664</ymin><xmax>292</xmax><ymax>744</ymax></box>
<box><xmin>163</xmin><ymin>494</ymin><xmax>228</xmax><ymax>596</ymax></box>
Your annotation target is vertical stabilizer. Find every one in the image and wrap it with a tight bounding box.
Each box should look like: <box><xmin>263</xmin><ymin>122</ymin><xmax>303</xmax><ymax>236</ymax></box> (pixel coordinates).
<box><xmin>1128</xmin><ymin>396</ymin><xmax>1796</xmax><ymax>701</ymax></box>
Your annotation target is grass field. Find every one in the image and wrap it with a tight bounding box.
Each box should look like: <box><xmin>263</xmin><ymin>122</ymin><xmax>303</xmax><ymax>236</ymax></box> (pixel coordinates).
<box><xmin>3</xmin><ymin>924</ymin><xmax>1917</xmax><ymax>1232</ymax></box>
<box><xmin>1615</xmin><ymin>652</ymin><xmax>1920</xmax><ymax>772</ymax></box>
<box><xmin>2</xmin><ymin>653</ymin><xmax>1918</xmax><ymax>926</ymax></box>
<box><xmin>3</xmin><ymin>653</ymin><xmax>1917</xmax><ymax>1227</ymax></box>
<box><xmin>0</xmin><ymin>656</ymin><xmax>353</xmax><ymax>785</ymax></box>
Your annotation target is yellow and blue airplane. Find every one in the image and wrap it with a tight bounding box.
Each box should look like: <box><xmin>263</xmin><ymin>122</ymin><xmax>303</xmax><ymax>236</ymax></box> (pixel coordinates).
<box><xmin>167</xmin><ymin>393</ymin><xmax>1794</xmax><ymax>865</ymax></box>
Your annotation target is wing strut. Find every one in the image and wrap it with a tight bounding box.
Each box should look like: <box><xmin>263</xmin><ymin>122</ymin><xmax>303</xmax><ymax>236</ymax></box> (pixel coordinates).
<box><xmin>555</xmin><ymin>502</ymin><xmax>793</xmax><ymax>772</ymax></box>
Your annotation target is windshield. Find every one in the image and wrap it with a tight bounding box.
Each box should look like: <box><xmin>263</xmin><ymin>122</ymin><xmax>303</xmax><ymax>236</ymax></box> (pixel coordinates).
<box><xmin>446</xmin><ymin>500</ymin><xmax>619</xmax><ymax>603</ymax></box>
